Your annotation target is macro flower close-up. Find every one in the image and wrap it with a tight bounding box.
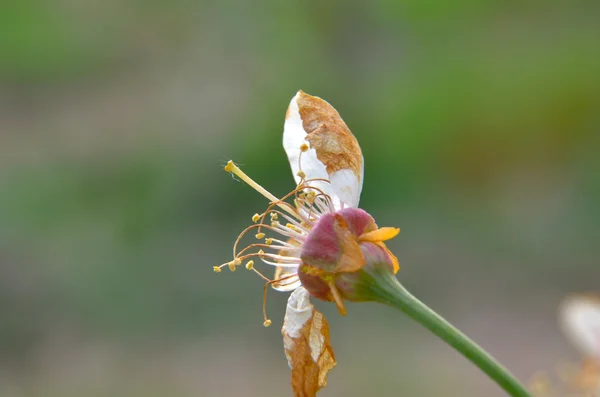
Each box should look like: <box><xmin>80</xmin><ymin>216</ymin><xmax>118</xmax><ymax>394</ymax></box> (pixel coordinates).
<box><xmin>2</xmin><ymin>3</ymin><xmax>599</xmax><ymax>397</ymax></box>
<box><xmin>214</xmin><ymin>91</ymin><xmax>534</xmax><ymax>397</ymax></box>
<box><xmin>215</xmin><ymin>90</ymin><xmax>400</xmax><ymax>395</ymax></box>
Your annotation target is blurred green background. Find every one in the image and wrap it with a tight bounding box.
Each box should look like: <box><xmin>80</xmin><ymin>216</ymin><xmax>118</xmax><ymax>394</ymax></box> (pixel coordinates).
<box><xmin>1</xmin><ymin>1</ymin><xmax>599</xmax><ymax>396</ymax></box>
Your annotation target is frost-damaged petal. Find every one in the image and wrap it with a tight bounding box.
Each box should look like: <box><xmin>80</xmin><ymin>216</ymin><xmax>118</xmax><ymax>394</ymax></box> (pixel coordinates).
<box><xmin>560</xmin><ymin>295</ymin><xmax>600</xmax><ymax>358</ymax></box>
<box><xmin>282</xmin><ymin>287</ymin><xmax>336</xmax><ymax>397</ymax></box>
<box><xmin>283</xmin><ymin>90</ymin><xmax>364</xmax><ymax>210</ymax></box>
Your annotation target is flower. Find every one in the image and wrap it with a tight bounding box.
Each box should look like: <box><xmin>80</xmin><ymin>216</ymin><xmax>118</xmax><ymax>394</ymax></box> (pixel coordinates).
<box><xmin>530</xmin><ymin>294</ymin><xmax>600</xmax><ymax>397</ymax></box>
<box><xmin>559</xmin><ymin>294</ymin><xmax>600</xmax><ymax>395</ymax></box>
<box><xmin>215</xmin><ymin>90</ymin><xmax>400</xmax><ymax>395</ymax></box>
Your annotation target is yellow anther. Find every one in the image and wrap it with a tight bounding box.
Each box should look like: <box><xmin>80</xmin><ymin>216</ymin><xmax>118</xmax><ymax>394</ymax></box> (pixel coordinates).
<box><xmin>258</xmin><ymin>249</ymin><xmax>265</xmax><ymax>255</ymax></box>
<box><xmin>224</xmin><ymin>160</ymin><xmax>234</xmax><ymax>172</ymax></box>
<box><xmin>299</xmin><ymin>192</ymin><xmax>306</xmax><ymax>199</ymax></box>
<box><xmin>263</xmin><ymin>319</ymin><xmax>272</xmax><ymax>327</ymax></box>
<box><xmin>228</xmin><ymin>262</ymin><xmax>237</xmax><ymax>272</ymax></box>
<box><xmin>245</xmin><ymin>260</ymin><xmax>254</xmax><ymax>270</ymax></box>
<box><xmin>252</xmin><ymin>213</ymin><xmax>261</xmax><ymax>223</ymax></box>
<box><xmin>255</xmin><ymin>232</ymin><xmax>265</xmax><ymax>239</ymax></box>
<box><xmin>285</xmin><ymin>223</ymin><xmax>301</xmax><ymax>233</ymax></box>
<box><xmin>269</xmin><ymin>213</ymin><xmax>278</xmax><ymax>220</ymax></box>
<box><xmin>296</xmin><ymin>171</ymin><xmax>306</xmax><ymax>179</ymax></box>
<box><xmin>307</xmin><ymin>191</ymin><xmax>316</xmax><ymax>199</ymax></box>
<box><xmin>271</xmin><ymin>221</ymin><xmax>280</xmax><ymax>227</ymax></box>
<box><xmin>213</xmin><ymin>266</ymin><xmax>222</xmax><ymax>273</ymax></box>
<box><xmin>300</xmin><ymin>143</ymin><xmax>309</xmax><ymax>152</ymax></box>
<box><xmin>265</xmin><ymin>238</ymin><xmax>273</xmax><ymax>245</ymax></box>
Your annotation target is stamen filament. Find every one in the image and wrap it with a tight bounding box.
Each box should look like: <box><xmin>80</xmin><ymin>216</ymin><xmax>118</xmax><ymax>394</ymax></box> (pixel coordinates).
<box><xmin>225</xmin><ymin>161</ymin><xmax>297</xmax><ymax>217</ymax></box>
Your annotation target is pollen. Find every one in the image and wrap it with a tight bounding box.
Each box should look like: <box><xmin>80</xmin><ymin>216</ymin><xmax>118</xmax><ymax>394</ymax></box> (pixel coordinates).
<box><xmin>245</xmin><ymin>260</ymin><xmax>255</xmax><ymax>270</ymax></box>
<box><xmin>255</xmin><ymin>232</ymin><xmax>266</xmax><ymax>239</ymax></box>
<box><xmin>286</xmin><ymin>223</ymin><xmax>301</xmax><ymax>232</ymax></box>
<box><xmin>252</xmin><ymin>213</ymin><xmax>261</xmax><ymax>223</ymax></box>
<box><xmin>300</xmin><ymin>143</ymin><xmax>309</xmax><ymax>152</ymax></box>
<box><xmin>228</xmin><ymin>258</ymin><xmax>241</xmax><ymax>272</ymax></box>
<box><xmin>263</xmin><ymin>319</ymin><xmax>272</xmax><ymax>327</ymax></box>
<box><xmin>213</xmin><ymin>266</ymin><xmax>222</xmax><ymax>273</ymax></box>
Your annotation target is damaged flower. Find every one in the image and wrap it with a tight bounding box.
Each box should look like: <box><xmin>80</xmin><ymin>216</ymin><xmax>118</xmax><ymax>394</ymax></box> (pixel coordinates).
<box><xmin>214</xmin><ymin>90</ymin><xmax>399</xmax><ymax>395</ymax></box>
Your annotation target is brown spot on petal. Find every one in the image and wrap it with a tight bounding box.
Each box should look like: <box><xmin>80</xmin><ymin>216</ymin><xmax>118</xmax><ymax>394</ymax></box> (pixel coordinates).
<box><xmin>296</xmin><ymin>91</ymin><xmax>362</xmax><ymax>179</ymax></box>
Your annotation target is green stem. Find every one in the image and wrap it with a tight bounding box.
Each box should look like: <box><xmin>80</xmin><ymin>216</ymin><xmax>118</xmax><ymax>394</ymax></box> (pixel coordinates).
<box><xmin>358</xmin><ymin>269</ymin><xmax>531</xmax><ymax>397</ymax></box>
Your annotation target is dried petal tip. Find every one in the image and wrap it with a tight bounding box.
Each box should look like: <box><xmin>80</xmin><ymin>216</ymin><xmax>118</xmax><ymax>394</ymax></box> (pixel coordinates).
<box><xmin>282</xmin><ymin>288</ymin><xmax>336</xmax><ymax>396</ymax></box>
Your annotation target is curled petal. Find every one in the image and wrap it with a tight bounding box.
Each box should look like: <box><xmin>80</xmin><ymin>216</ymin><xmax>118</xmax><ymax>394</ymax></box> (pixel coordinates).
<box><xmin>282</xmin><ymin>287</ymin><xmax>337</xmax><ymax>396</ymax></box>
<box><xmin>283</xmin><ymin>90</ymin><xmax>363</xmax><ymax>209</ymax></box>
<box><xmin>273</xmin><ymin>267</ymin><xmax>302</xmax><ymax>292</ymax></box>
<box><xmin>560</xmin><ymin>294</ymin><xmax>600</xmax><ymax>358</ymax></box>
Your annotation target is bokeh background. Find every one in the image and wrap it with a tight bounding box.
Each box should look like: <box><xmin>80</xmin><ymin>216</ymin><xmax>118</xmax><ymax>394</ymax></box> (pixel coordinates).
<box><xmin>1</xmin><ymin>1</ymin><xmax>599</xmax><ymax>396</ymax></box>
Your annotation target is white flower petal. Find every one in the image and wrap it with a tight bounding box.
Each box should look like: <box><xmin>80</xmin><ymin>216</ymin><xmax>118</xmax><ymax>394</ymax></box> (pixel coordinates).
<box><xmin>283</xmin><ymin>287</ymin><xmax>313</xmax><ymax>339</ymax></box>
<box><xmin>272</xmin><ymin>267</ymin><xmax>302</xmax><ymax>292</ymax></box>
<box><xmin>283</xmin><ymin>90</ymin><xmax>364</xmax><ymax>210</ymax></box>
<box><xmin>560</xmin><ymin>295</ymin><xmax>600</xmax><ymax>358</ymax></box>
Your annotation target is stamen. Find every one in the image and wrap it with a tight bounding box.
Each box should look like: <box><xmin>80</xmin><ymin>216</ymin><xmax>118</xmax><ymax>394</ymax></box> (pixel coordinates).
<box><xmin>232</xmin><ymin>223</ymin><xmax>305</xmax><ymax>258</ymax></box>
<box><xmin>300</xmin><ymin>143</ymin><xmax>309</xmax><ymax>152</ymax></box>
<box><xmin>213</xmin><ymin>266</ymin><xmax>222</xmax><ymax>273</ymax></box>
<box><xmin>225</xmin><ymin>161</ymin><xmax>296</xmax><ymax>217</ymax></box>
<box><xmin>245</xmin><ymin>260</ymin><xmax>255</xmax><ymax>270</ymax></box>
<box><xmin>255</xmin><ymin>232</ymin><xmax>265</xmax><ymax>239</ymax></box>
<box><xmin>260</xmin><ymin>273</ymin><xmax>299</xmax><ymax>328</ymax></box>
<box><xmin>252</xmin><ymin>213</ymin><xmax>261</xmax><ymax>223</ymax></box>
<box><xmin>235</xmin><ymin>252</ymin><xmax>302</xmax><ymax>267</ymax></box>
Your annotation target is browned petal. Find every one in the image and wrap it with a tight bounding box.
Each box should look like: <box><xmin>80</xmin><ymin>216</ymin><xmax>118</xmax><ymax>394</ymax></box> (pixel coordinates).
<box><xmin>283</xmin><ymin>308</ymin><xmax>336</xmax><ymax>397</ymax></box>
<box><xmin>295</xmin><ymin>91</ymin><xmax>362</xmax><ymax>180</ymax></box>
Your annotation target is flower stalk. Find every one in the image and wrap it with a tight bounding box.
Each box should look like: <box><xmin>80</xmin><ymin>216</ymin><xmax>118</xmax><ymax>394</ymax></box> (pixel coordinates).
<box><xmin>352</xmin><ymin>265</ymin><xmax>532</xmax><ymax>397</ymax></box>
